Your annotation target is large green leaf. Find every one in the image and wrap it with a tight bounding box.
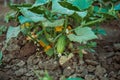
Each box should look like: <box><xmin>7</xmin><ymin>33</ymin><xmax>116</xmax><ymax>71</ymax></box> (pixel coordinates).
<box><xmin>18</xmin><ymin>15</ymin><xmax>33</xmax><ymax>24</ymax></box>
<box><xmin>20</xmin><ymin>8</ymin><xmax>46</xmax><ymax>22</ymax></box>
<box><xmin>42</xmin><ymin>19</ymin><xmax>64</xmax><ymax>27</ymax></box>
<box><xmin>67</xmin><ymin>27</ymin><xmax>97</xmax><ymax>43</ymax></box>
<box><xmin>52</xmin><ymin>0</ymin><xmax>87</xmax><ymax>18</ymax></box>
<box><xmin>32</xmin><ymin>0</ymin><xmax>50</xmax><ymax>7</ymax></box>
<box><xmin>6</xmin><ymin>26</ymin><xmax>20</xmax><ymax>42</ymax></box>
<box><xmin>94</xmin><ymin>6</ymin><xmax>108</xmax><ymax>13</ymax></box>
<box><xmin>67</xmin><ymin>0</ymin><xmax>93</xmax><ymax>10</ymax></box>
<box><xmin>66</xmin><ymin>77</ymin><xmax>84</xmax><ymax>80</ymax></box>
<box><xmin>75</xmin><ymin>11</ymin><xmax>87</xmax><ymax>18</ymax></box>
<box><xmin>114</xmin><ymin>3</ymin><xmax>120</xmax><ymax>10</ymax></box>
<box><xmin>52</xmin><ymin>0</ymin><xmax>74</xmax><ymax>15</ymax></box>
<box><xmin>59</xmin><ymin>1</ymin><xmax>79</xmax><ymax>11</ymax></box>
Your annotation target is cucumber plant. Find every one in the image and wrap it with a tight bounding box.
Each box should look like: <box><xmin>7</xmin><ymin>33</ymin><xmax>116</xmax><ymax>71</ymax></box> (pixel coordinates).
<box><xmin>5</xmin><ymin>0</ymin><xmax>120</xmax><ymax>57</ymax></box>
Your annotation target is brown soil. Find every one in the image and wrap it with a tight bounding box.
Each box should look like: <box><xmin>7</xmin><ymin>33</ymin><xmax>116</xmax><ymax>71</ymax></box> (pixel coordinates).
<box><xmin>0</xmin><ymin>3</ymin><xmax>120</xmax><ymax>80</ymax></box>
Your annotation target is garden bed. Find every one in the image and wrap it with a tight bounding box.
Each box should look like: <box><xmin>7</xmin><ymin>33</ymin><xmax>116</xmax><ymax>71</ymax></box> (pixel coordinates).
<box><xmin>0</xmin><ymin>1</ymin><xmax>120</xmax><ymax>80</ymax></box>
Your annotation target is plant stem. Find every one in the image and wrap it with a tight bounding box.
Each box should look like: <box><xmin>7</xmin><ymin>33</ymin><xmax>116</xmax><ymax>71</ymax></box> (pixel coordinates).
<box><xmin>64</xmin><ymin>15</ymin><xmax>68</xmax><ymax>31</ymax></box>
<box><xmin>83</xmin><ymin>18</ymin><xmax>105</xmax><ymax>26</ymax></box>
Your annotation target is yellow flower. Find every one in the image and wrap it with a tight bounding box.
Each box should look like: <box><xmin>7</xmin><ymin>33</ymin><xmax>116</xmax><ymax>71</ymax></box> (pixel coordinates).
<box><xmin>55</xmin><ymin>26</ymin><xmax>63</xmax><ymax>32</ymax></box>
<box><xmin>39</xmin><ymin>40</ymin><xmax>46</xmax><ymax>47</ymax></box>
<box><xmin>26</xmin><ymin>32</ymin><xmax>37</xmax><ymax>40</ymax></box>
<box><xmin>20</xmin><ymin>22</ymin><xmax>30</xmax><ymax>29</ymax></box>
<box><xmin>25</xmin><ymin>22</ymin><xmax>30</xmax><ymax>27</ymax></box>
<box><xmin>44</xmin><ymin>45</ymin><xmax>51</xmax><ymax>52</ymax></box>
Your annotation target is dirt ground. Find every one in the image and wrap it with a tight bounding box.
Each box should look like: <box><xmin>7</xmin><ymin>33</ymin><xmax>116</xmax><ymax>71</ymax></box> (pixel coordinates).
<box><xmin>0</xmin><ymin>3</ymin><xmax>120</xmax><ymax>80</ymax></box>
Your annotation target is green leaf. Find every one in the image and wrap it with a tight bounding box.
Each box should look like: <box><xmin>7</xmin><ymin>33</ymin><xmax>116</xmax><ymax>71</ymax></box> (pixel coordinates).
<box><xmin>66</xmin><ymin>77</ymin><xmax>84</xmax><ymax>80</ymax></box>
<box><xmin>0</xmin><ymin>51</ymin><xmax>2</xmax><ymax>61</ymax></box>
<box><xmin>32</xmin><ymin>0</ymin><xmax>50</xmax><ymax>7</ymax></box>
<box><xmin>18</xmin><ymin>15</ymin><xmax>33</xmax><ymax>24</ymax></box>
<box><xmin>42</xmin><ymin>19</ymin><xmax>64</xmax><ymax>27</ymax></box>
<box><xmin>46</xmin><ymin>48</ymin><xmax>54</xmax><ymax>56</ymax></box>
<box><xmin>0</xmin><ymin>25</ymin><xmax>7</xmax><ymax>35</ymax></box>
<box><xmin>6</xmin><ymin>26</ymin><xmax>20</xmax><ymax>42</ymax></box>
<box><xmin>75</xmin><ymin>11</ymin><xmax>87</xmax><ymax>18</ymax></box>
<box><xmin>52</xmin><ymin>0</ymin><xmax>74</xmax><ymax>15</ymax></box>
<box><xmin>93</xmin><ymin>6</ymin><xmax>108</xmax><ymax>13</ymax></box>
<box><xmin>59</xmin><ymin>1</ymin><xmax>79</xmax><ymax>11</ymax></box>
<box><xmin>67</xmin><ymin>0</ymin><xmax>93</xmax><ymax>10</ymax></box>
<box><xmin>20</xmin><ymin>8</ymin><xmax>46</xmax><ymax>22</ymax></box>
<box><xmin>114</xmin><ymin>3</ymin><xmax>120</xmax><ymax>10</ymax></box>
<box><xmin>4</xmin><ymin>11</ymin><xmax>17</xmax><ymax>23</ymax></box>
<box><xmin>67</xmin><ymin>27</ymin><xmax>97</xmax><ymax>43</ymax></box>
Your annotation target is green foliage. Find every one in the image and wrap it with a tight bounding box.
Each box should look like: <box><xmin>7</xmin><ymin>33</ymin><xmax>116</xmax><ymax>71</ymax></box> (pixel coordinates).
<box><xmin>67</xmin><ymin>27</ymin><xmax>97</xmax><ymax>44</ymax></box>
<box><xmin>114</xmin><ymin>3</ymin><xmax>120</xmax><ymax>10</ymax></box>
<box><xmin>42</xmin><ymin>19</ymin><xmax>64</xmax><ymax>27</ymax></box>
<box><xmin>66</xmin><ymin>77</ymin><xmax>84</xmax><ymax>80</ymax></box>
<box><xmin>32</xmin><ymin>0</ymin><xmax>50</xmax><ymax>7</ymax></box>
<box><xmin>0</xmin><ymin>25</ymin><xmax>7</xmax><ymax>35</ymax></box>
<box><xmin>65</xmin><ymin>0</ymin><xmax>93</xmax><ymax>10</ymax></box>
<box><xmin>5</xmin><ymin>0</ymin><xmax>119</xmax><ymax>57</ymax></box>
<box><xmin>6</xmin><ymin>26</ymin><xmax>20</xmax><ymax>43</ymax></box>
<box><xmin>19</xmin><ymin>8</ymin><xmax>46</xmax><ymax>23</ymax></box>
<box><xmin>34</xmin><ymin>70</ymin><xmax>84</xmax><ymax>80</ymax></box>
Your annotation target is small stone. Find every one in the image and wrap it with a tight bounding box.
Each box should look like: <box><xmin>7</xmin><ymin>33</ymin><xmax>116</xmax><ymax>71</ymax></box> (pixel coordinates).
<box><xmin>27</xmin><ymin>55</ymin><xmax>35</xmax><ymax>65</ymax></box>
<box><xmin>76</xmin><ymin>65</ymin><xmax>86</xmax><ymax>73</ymax></box>
<box><xmin>12</xmin><ymin>66</ymin><xmax>19</xmax><ymax>71</ymax></box>
<box><xmin>6</xmin><ymin>43</ymin><xmax>20</xmax><ymax>51</ymax></box>
<box><xmin>118</xmin><ymin>70</ymin><xmax>120</xmax><ymax>75</ymax></box>
<box><xmin>79</xmin><ymin>69</ymin><xmax>88</xmax><ymax>77</ymax></box>
<box><xmin>83</xmin><ymin>53</ymin><xmax>96</xmax><ymax>60</ymax></box>
<box><xmin>0</xmin><ymin>71</ymin><xmax>9</xmax><ymax>80</ymax></box>
<box><xmin>109</xmin><ymin>71</ymin><xmax>117</xmax><ymax>78</ymax></box>
<box><xmin>25</xmin><ymin>71</ymin><xmax>34</xmax><ymax>76</ymax></box>
<box><xmin>87</xmin><ymin>65</ymin><xmax>96</xmax><ymax>72</ymax></box>
<box><xmin>85</xmin><ymin>74</ymin><xmax>95</xmax><ymax>80</ymax></box>
<box><xmin>5</xmin><ymin>65</ymin><xmax>12</xmax><ymax>69</ymax></box>
<box><xmin>33</xmin><ymin>65</ymin><xmax>39</xmax><ymax>69</ymax></box>
<box><xmin>3</xmin><ymin>54</ymin><xmax>14</xmax><ymax>63</ymax></box>
<box><xmin>33</xmin><ymin>58</ymin><xmax>40</xmax><ymax>65</ymax></box>
<box><xmin>21</xmin><ymin>76</ymin><xmax>28</xmax><ymax>80</ymax></box>
<box><xmin>38</xmin><ymin>59</ymin><xmax>59</xmax><ymax>70</ymax></box>
<box><xmin>95</xmin><ymin>65</ymin><xmax>106</xmax><ymax>77</ymax></box>
<box><xmin>59</xmin><ymin>53</ymin><xmax>74</xmax><ymax>67</ymax></box>
<box><xmin>16</xmin><ymin>60</ymin><xmax>25</xmax><ymax>67</ymax></box>
<box><xmin>63</xmin><ymin>66</ymin><xmax>74</xmax><ymax>76</ymax></box>
<box><xmin>15</xmin><ymin>68</ymin><xmax>27</xmax><ymax>76</ymax></box>
<box><xmin>85</xmin><ymin>59</ymin><xmax>98</xmax><ymax>66</ymax></box>
<box><xmin>115</xmin><ymin>52</ymin><xmax>120</xmax><ymax>56</ymax></box>
<box><xmin>100</xmin><ymin>77</ymin><xmax>109</xmax><ymax>80</ymax></box>
<box><xmin>113</xmin><ymin>63</ymin><xmax>120</xmax><ymax>70</ymax></box>
<box><xmin>117</xmin><ymin>75</ymin><xmax>120</xmax><ymax>80</ymax></box>
<box><xmin>114</xmin><ymin>43</ymin><xmax>120</xmax><ymax>50</ymax></box>
<box><xmin>76</xmin><ymin>65</ymin><xmax>88</xmax><ymax>77</ymax></box>
<box><xmin>94</xmin><ymin>78</ymin><xmax>99</xmax><ymax>80</ymax></box>
<box><xmin>28</xmin><ymin>77</ymin><xmax>34</xmax><ymax>80</ymax></box>
<box><xmin>49</xmin><ymin>69</ymin><xmax>62</xmax><ymax>79</ymax></box>
<box><xmin>106</xmin><ymin>52</ymin><xmax>114</xmax><ymax>58</ymax></box>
